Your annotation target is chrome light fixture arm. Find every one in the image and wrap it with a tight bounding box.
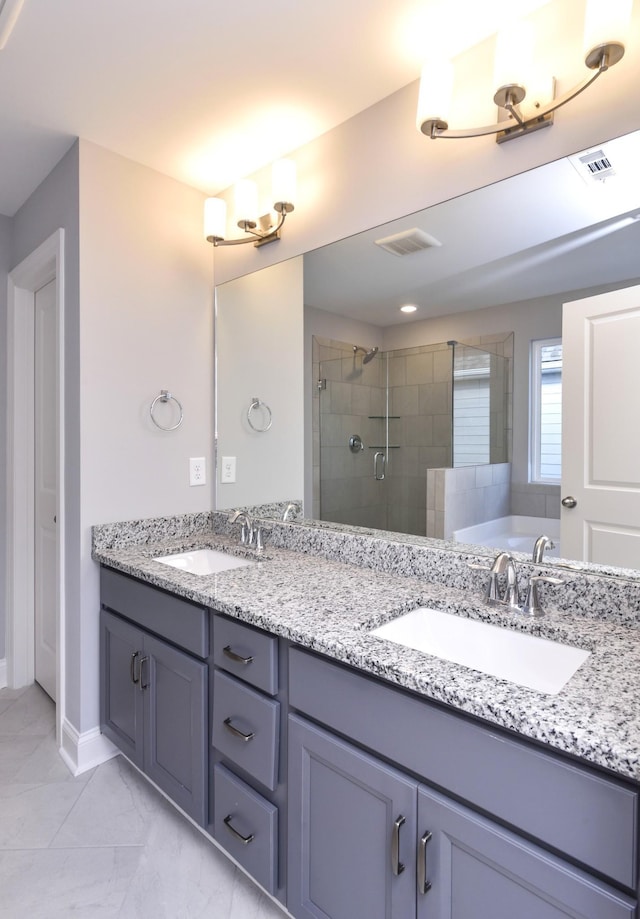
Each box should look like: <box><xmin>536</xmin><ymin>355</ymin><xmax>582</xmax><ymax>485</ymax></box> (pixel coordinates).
<box><xmin>206</xmin><ymin>207</ymin><xmax>290</xmax><ymax>248</ymax></box>
<box><xmin>421</xmin><ymin>42</ymin><xmax>624</xmax><ymax>144</ymax></box>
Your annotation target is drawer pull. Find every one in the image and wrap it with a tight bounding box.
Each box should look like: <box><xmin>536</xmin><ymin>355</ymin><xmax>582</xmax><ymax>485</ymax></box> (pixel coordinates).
<box><xmin>223</xmin><ymin>645</ymin><xmax>254</xmax><ymax>666</ymax></box>
<box><xmin>418</xmin><ymin>831</ymin><xmax>433</xmax><ymax>895</ymax></box>
<box><xmin>130</xmin><ymin>650</ymin><xmax>140</xmax><ymax>685</ymax></box>
<box><xmin>224</xmin><ymin>814</ymin><xmax>254</xmax><ymax>845</ymax></box>
<box><xmin>391</xmin><ymin>814</ymin><xmax>406</xmax><ymax>876</ymax></box>
<box><xmin>223</xmin><ymin>716</ymin><xmax>255</xmax><ymax>742</ymax></box>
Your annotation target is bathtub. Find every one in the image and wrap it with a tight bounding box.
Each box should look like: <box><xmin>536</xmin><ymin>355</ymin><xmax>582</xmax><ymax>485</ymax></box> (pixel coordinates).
<box><xmin>453</xmin><ymin>515</ymin><xmax>561</xmax><ymax>558</ymax></box>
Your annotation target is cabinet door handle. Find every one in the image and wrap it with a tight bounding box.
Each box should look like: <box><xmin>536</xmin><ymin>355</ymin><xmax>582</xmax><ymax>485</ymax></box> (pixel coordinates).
<box><xmin>130</xmin><ymin>651</ymin><xmax>140</xmax><ymax>685</ymax></box>
<box><xmin>418</xmin><ymin>831</ymin><xmax>433</xmax><ymax>895</ymax></box>
<box><xmin>138</xmin><ymin>656</ymin><xmax>149</xmax><ymax>691</ymax></box>
<box><xmin>391</xmin><ymin>815</ymin><xmax>406</xmax><ymax>876</ymax></box>
<box><xmin>223</xmin><ymin>716</ymin><xmax>255</xmax><ymax>742</ymax></box>
<box><xmin>223</xmin><ymin>814</ymin><xmax>254</xmax><ymax>845</ymax></box>
<box><xmin>223</xmin><ymin>645</ymin><xmax>254</xmax><ymax>666</ymax></box>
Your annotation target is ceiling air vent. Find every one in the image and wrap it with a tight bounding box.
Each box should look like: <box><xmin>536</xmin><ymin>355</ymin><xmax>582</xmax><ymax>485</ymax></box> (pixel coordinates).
<box><xmin>374</xmin><ymin>228</ymin><xmax>442</xmax><ymax>257</ymax></box>
<box><xmin>569</xmin><ymin>148</ymin><xmax>616</xmax><ymax>185</ymax></box>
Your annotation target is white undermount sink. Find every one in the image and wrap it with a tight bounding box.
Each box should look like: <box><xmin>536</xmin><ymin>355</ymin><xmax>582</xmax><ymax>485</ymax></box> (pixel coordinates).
<box><xmin>370</xmin><ymin>607</ymin><xmax>590</xmax><ymax>695</ymax></box>
<box><xmin>154</xmin><ymin>548</ymin><xmax>255</xmax><ymax>576</ymax></box>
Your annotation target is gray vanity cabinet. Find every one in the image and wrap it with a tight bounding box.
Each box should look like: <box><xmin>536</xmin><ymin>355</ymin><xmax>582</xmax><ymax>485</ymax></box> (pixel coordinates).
<box><xmin>417</xmin><ymin>786</ymin><xmax>635</xmax><ymax>919</ymax></box>
<box><xmin>100</xmin><ymin>569</ymin><xmax>208</xmax><ymax>826</ymax></box>
<box><xmin>288</xmin><ymin>647</ymin><xmax>638</xmax><ymax>919</ymax></box>
<box><xmin>210</xmin><ymin>614</ymin><xmax>284</xmax><ymax>899</ymax></box>
<box><xmin>288</xmin><ymin>714</ymin><xmax>417</xmax><ymax>919</ymax></box>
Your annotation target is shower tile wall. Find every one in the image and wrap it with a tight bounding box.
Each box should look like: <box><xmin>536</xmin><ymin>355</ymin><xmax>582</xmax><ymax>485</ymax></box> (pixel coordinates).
<box><xmin>386</xmin><ymin>344</ymin><xmax>452</xmax><ymax>536</ymax></box>
<box><xmin>313</xmin><ymin>338</ymin><xmax>387</xmax><ymax>529</ymax></box>
<box><xmin>313</xmin><ymin>334</ymin><xmax>512</xmax><ymax>538</ymax></box>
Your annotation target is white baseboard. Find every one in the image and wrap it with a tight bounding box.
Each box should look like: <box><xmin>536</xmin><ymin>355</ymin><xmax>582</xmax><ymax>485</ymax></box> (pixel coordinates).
<box><xmin>0</xmin><ymin>659</ymin><xmax>6</xmax><ymax>689</ymax></box>
<box><xmin>60</xmin><ymin>718</ymin><xmax>119</xmax><ymax>776</ymax></box>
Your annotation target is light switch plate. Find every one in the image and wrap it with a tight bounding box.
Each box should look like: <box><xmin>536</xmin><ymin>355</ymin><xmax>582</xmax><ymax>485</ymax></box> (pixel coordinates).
<box><xmin>221</xmin><ymin>456</ymin><xmax>236</xmax><ymax>483</ymax></box>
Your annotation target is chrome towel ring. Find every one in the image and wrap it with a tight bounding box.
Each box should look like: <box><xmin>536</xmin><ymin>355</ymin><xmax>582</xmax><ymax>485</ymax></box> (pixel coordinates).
<box><xmin>150</xmin><ymin>390</ymin><xmax>184</xmax><ymax>431</ymax></box>
<box><xmin>247</xmin><ymin>396</ymin><xmax>272</xmax><ymax>432</ymax></box>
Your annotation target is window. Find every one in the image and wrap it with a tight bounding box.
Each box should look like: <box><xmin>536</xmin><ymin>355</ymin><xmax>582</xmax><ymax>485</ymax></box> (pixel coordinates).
<box><xmin>530</xmin><ymin>338</ymin><xmax>562</xmax><ymax>484</ymax></box>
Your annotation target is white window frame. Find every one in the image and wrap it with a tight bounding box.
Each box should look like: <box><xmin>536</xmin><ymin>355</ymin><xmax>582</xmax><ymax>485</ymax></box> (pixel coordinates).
<box><xmin>530</xmin><ymin>337</ymin><xmax>562</xmax><ymax>485</ymax></box>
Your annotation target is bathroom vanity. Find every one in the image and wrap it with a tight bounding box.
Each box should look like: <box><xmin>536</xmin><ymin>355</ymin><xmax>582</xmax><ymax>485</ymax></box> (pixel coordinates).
<box><xmin>94</xmin><ymin>513</ymin><xmax>640</xmax><ymax>918</ymax></box>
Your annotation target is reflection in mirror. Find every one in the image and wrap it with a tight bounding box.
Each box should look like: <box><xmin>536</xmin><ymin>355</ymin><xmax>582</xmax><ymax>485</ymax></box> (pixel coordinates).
<box><xmin>313</xmin><ymin>338</ymin><xmax>510</xmax><ymax>538</ymax></box>
<box><xmin>216</xmin><ymin>128</ymin><xmax>640</xmax><ymax>575</ymax></box>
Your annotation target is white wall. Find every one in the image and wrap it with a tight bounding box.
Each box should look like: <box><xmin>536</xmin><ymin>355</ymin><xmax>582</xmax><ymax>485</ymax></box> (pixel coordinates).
<box><xmin>0</xmin><ymin>214</ymin><xmax>12</xmax><ymax>662</ymax></box>
<box><xmin>216</xmin><ymin>258</ymin><xmax>304</xmax><ymax>508</ymax></box>
<box><xmin>77</xmin><ymin>141</ymin><xmax>212</xmax><ymax>731</ymax></box>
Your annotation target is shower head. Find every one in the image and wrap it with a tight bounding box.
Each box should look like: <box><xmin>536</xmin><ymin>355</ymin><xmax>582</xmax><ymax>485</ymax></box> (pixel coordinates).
<box><xmin>353</xmin><ymin>345</ymin><xmax>379</xmax><ymax>364</ymax></box>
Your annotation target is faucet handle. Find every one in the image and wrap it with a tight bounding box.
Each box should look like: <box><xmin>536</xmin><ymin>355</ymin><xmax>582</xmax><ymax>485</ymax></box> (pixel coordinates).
<box><xmin>254</xmin><ymin>526</ymin><xmax>271</xmax><ymax>553</ymax></box>
<box><xmin>467</xmin><ymin>560</ymin><xmax>501</xmax><ymax>603</ymax></box>
<box><xmin>521</xmin><ymin>574</ymin><xmax>563</xmax><ymax>618</ymax></box>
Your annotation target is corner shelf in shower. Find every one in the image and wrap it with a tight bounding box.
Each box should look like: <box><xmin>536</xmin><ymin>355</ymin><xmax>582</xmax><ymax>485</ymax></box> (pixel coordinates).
<box><xmin>368</xmin><ymin>415</ymin><xmax>401</xmax><ymax>420</ymax></box>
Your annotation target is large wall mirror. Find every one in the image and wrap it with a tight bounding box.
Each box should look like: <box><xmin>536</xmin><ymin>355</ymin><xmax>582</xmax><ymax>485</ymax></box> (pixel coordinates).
<box><xmin>216</xmin><ymin>127</ymin><xmax>640</xmax><ymax>576</ymax></box>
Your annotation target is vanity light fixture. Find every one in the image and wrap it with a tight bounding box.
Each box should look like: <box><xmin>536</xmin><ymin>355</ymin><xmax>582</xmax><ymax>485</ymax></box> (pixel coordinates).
<box><xmin>204</xmin><ymin>159</ymin><xmax>296</xmax><ymax>248</ymax></box>
<box><xmin>416</xmin><ymin>0</ymin><xmax>632</xmax><ymax>144</ymax></box>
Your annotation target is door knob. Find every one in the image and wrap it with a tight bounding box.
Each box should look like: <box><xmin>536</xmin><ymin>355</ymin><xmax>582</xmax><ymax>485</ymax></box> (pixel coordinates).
<box><xmin>561</xmin><ymin>496</ymin><xmax>577</xmax><ymax>508</ymax></box>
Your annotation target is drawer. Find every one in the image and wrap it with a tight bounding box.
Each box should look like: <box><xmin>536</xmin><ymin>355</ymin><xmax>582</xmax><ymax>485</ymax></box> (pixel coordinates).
<box><xmin>289</xmin><ymin>647</ymin><xmax>639</xmax><ymax>890</ymax></box>
<box><xmin>214</xmin><ymin>763</ymin><xmax>278</xmax><ymax>895</ymax></box>
<box><xmin>212</xmin><ymin>670</ymin><xmax>280</xmax><ymax>791</ymax></box>
<box><xmin>213</xmin><ymin>615</ymin><xmax>278</xmax><ymax>695</ymax></box>
<box><xmin>101</xmin><ymin>567</ymin><xmax>208</xmax><ymax>658</ymax></box>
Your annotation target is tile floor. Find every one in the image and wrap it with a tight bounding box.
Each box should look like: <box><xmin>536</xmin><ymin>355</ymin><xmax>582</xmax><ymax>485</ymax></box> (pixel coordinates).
<box><xmin>0</xmin><ymin>683</ymin><xmax>289</xmax><ymax>918</ymax></box>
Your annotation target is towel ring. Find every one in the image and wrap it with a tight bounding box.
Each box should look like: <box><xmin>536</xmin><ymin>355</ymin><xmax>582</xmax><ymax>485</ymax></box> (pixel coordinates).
<box><xmin>247</xmin><ymin>396</ymin><xmax>272</xmax><ymax>433</ymax></box>
<box><xmin>150</xmin><ymin>390</ymin><xmax>184</xmax><ymax>431</ymax></box>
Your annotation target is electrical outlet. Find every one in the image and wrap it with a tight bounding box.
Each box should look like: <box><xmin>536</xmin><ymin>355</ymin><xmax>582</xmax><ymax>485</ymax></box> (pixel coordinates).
<box><xmin>220</xmin><ymin>456</ymin><xmax>236</xmax><ymax>483</ymax></box>
<box><xmin>189</xmin><ymin>456</ymin><xmax>206</xmax><ymax>486</ymax></box>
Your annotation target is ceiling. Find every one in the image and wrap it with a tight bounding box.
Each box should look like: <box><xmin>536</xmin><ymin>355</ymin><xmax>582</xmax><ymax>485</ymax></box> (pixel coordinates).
<box><xmin>0</xmin><ymin>0</ymin><xmax>553</xmax><ymax>217</ymax></box>
<box><xmin>303</xmin><ymin>129</ymin><xmax>640</xmax><ymax>325</ymax></box>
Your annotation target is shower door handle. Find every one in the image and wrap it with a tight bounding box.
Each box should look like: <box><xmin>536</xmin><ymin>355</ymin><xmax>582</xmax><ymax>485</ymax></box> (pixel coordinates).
<box><xmin>374</xmin><ymin>451</ymin><xmax>386</xmax><ymax>480</ymax></box>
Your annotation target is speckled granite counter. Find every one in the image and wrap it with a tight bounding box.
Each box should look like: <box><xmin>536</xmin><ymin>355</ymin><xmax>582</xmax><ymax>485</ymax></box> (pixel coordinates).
<box><xmin>92</xmin><ymin>512</ymin><xmax>640</xmax><ymax>783</ymax></box>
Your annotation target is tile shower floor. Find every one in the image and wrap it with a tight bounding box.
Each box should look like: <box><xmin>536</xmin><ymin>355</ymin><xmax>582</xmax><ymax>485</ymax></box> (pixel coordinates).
<box><xmin>0</xmin><ymin>684</ymin><xmax>289</xmax><ymax>919</ymax></box>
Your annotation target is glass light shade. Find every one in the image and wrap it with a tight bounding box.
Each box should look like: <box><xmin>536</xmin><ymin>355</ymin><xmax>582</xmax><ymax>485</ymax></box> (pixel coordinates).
<box><xmin>204</xmin><ymin>197</ymin><xmax>226</xmax><ymax>241</ymax></box>
<box><xmin>234</xmin><ymin>179</ymin><xmax>258</xmax><ymax>228</ymax></box>
<box><xmin>416</xmin><ymin>58</ymin><xmax>453</xmax><ymax>131</ymax></box>
<box><xmin>584</xmin><ymin>0</ymin><xmax>632</xmax><ymax>51</ymax></box>
<box><xmin>272</xmin><ymin>158</ymin><xmax>296</xmax><ymax>208</ymax></box>
<box><xmin>493</xmin><ymin>20</ymin><xmax>534</xmax><ymax>91</ymax></box>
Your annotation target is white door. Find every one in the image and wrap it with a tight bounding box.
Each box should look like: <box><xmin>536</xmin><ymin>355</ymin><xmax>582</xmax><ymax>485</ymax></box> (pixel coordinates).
<box><xmin>562</xmin><ymin>283</ymin><xmax>640</xmax><ymax>568</ymax></box>
<box><xmin>34</xmin><ymin>279</ymin><xmax>57</xmax><ymax>700</ymax></box>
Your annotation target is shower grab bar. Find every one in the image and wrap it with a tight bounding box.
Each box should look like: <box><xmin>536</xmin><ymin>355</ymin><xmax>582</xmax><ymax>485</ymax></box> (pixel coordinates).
<box><xmin>374</xmin><ymin>451</ymin><xmax>386</xmax><ymax>480</ymax></box>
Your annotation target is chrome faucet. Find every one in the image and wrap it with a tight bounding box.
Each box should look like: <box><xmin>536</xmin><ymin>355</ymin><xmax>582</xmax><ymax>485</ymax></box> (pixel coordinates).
<box><xmin>470</xmin><ymin>551</ymin><xmax>563</xmax><ymax>618</ymax></box>
<box><xmin>533</xmin><ymin>535</ymin><xmax>555</xmax><ymax>563</ymax></box>
<box><xmin>470</xmin><ymin>551</ymin><xmax>521</xmax><ymax>610</ymax></box>
<box><xmin>228</xmin><ymin>510</ymin><xmax>254</xmax><ymax>547</ymax></box>
<box><xmin>282</xmin><ymin>502</ymin><xmax>299</xmax><ymax>522</ymax></box>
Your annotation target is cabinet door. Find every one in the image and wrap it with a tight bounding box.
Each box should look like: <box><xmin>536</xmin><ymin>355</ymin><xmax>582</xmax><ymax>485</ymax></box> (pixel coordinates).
<box><xmin>417</xmin><ymin>786</ymin><xmax>636</xmax><ymax>919</ymax></box>
<box><xmin>100</xmin><ymin>609</ymin><xmax>144</xmax><ymax>767</ymax></box>
<box><xmin>288</xmin><ymin>714</ymin><xmax>417</xmax><ymax>919</ymax></box>
<box><xmin>143</xmin><ymin>633</ymin><xmax>208</xmax><ymax>826</ymax></box>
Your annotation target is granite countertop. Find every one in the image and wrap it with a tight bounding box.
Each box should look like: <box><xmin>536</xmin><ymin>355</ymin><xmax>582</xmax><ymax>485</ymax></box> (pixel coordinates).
<box><xmin>93</xmin><ymin>526</ymin><xmax>640</xmax><ymax>783</ymax></box>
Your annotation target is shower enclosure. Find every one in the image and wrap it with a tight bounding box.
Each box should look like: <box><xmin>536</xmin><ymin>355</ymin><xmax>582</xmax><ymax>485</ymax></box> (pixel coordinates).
<box><xmin>312</xmin><ymin>337</ymin><xmax>510</xmax><ymax>537</ymax></box>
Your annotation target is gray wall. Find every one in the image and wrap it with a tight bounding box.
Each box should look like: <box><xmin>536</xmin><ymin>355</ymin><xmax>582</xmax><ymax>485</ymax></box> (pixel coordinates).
<box><xmin>0</xmin><ymin>213</ymin><xmax>13</xmax><ymax>662</ymax></box>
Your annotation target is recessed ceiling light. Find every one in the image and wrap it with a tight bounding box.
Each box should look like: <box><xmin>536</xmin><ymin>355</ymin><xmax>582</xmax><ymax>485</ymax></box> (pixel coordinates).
<box><xmin>400</xmin><ymin>304</ymin><xmax>418</xmax><ymax>313</ymax></box>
